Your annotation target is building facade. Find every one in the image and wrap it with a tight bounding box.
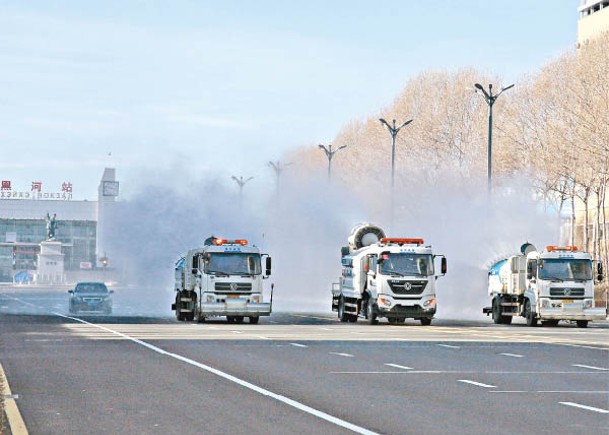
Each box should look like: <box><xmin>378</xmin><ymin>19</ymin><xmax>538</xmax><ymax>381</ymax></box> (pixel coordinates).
<box><xmin>0</xmin><ymin>168</ymin><xmax>118</xmax><ymax>283</ymax></box>
<box><xmin>578</xmin><ymin>0</ymin><xmax>609</xmax><ymax>45</ymax></box>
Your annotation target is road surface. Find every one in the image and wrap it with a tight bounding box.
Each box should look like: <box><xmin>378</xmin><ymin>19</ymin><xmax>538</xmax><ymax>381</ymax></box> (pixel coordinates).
<box><xmin>1</xmin><ymin>287</ymin><xmax>607</xmax><ymax>434</ymax></box>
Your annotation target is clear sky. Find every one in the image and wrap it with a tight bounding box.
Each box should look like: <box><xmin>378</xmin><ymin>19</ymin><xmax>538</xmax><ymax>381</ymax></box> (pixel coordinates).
<box><xmin>0</xmin><ymin>1</ymin><xmax>577</xmax><ymax>200</ymax></box>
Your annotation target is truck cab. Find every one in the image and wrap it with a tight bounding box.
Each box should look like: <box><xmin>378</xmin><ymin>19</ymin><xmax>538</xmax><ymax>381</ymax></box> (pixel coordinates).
<box><xmin>524</xmin><ymin>246</ymin><xmax>605</xmax><ymax>327</ymax></box>
<box><xmin>333</xmin><ymin>236</ymin><xmax>447</xmax><ymax>325</ymax></box>
<box><xmin>172</xmin><ymin>238</ymin><xmax>272</xmax><ymax>323</ymax></box>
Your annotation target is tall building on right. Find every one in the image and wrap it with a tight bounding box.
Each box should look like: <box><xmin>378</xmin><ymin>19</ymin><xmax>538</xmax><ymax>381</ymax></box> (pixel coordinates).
<box><xmin>578</xmin><ymin>0</ymin><xmax>609</xmax><ymax>46</ymax></box>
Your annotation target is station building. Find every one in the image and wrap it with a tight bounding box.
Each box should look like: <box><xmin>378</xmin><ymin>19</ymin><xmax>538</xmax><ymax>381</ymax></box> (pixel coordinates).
<box><xmin>0</xmin><ymin>168</ymin><xmax>119</xmax><ymax>283</ymax></box>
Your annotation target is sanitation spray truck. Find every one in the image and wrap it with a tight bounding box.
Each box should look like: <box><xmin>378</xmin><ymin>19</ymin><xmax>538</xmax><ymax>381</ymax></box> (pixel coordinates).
<box><xmin>331</xmin><ymin>224</ymin><xmax>447</xmax><ymax>325</ymax></box>
<box><xmin>483</xmin><ymin>243</ymin><xmax>606</xmax><ymax>327</ymax></box>
<box><xmin>171</xmin><ymin>237</ymin><xmax>272</xmax><ymax>323</ymax></box>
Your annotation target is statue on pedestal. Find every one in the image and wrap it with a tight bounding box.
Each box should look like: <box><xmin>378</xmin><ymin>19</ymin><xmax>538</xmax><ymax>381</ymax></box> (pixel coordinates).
<box><xmin>45</xmin><ymin>213</ymin><xmax>58</xmax><ymax>240</ymax></box>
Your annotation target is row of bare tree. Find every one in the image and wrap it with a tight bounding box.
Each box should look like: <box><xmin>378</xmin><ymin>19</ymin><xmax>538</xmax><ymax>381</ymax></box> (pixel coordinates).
<box><xmin>290</xmin><ymin>33</ymin><xmax>609</xmax><ymax>265</ymax></box>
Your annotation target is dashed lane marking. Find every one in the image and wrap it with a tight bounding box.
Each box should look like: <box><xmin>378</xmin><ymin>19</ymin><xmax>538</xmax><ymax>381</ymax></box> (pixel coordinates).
<box><xmin>572</xmin><ymin>364</ymin><xmax>609</xmax><ymax>371</ymax></box>
<box><xmin>500</xmin><ymin>353</ymin><xmax>524</xmax><ymax>358</ymax></box>
<box><xmin>458</xmin><ymin>380</ymin><xmax>496</xmax><ymax>388</ymax></box>
<box><xmin>384</xmin><ymin>363</ymin><xmax>413</xmax><ymax>370</ymax></box>
<box><xmin>559</xmin><ymin>402</ymin><xmax>609</xmax><ymax>414</ymax></box>
<box><xmin>290</xmin><ymin>343</ymin><xmax>308</xmax><ymax>348</ymax></box>
<box><xmin>330</xmin><ymin>352</ymin><xmax>354</xmax><ymax>358</ymax></box>
<box><xmin>436</xmin><ymin>344</ymin><xmax>460</xmax><ymax>349</ymax></box>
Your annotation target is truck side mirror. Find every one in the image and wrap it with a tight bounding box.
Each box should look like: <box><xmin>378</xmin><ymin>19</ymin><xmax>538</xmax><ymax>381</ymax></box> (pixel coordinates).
<box><xmin>526</xmin><ymin>262</ymin><xmax>533</xmax><ymax>280</ymax></box>
<box><xmin>340</xmin><ymin>246</ymin><xmax>350</xmax><ymax>257</ymax></box>
<box><xmin>597</xmin><ymin>262</ymin><xmax>604</xmax><ymax>282</ymax></box>
<box><xmin>441</xmin><ymin>257</ymin><xmax>447</xmax><ymax>275</ymax></box>
<box><xmin>266</xmin><ymin>256</ymin><xmax>272</xmax><ymax>276</ymax></box>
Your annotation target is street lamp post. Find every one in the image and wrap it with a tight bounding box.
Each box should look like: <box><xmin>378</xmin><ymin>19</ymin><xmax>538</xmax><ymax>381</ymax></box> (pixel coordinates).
<box><xmin>268</xmin><ymin>160</ymin><xmax>291</xmax><ymax>198</ymax></box>
<box><xmin>379</xmin><ymin>118</ymin><xmax>413</xmax><ymax>230</ymax></box>
<box><xmin>231</xmin><ymin>175</ymin><xmax>254</xmax><ymax>207</ymax></box>
<box><xmin>474</xmin><ymin>82</ymin><xmax>514</xmax><ymax>194</ymax></box>
<box><xmin>318</xmin><ymin>144</ymin><xmax>347</xmax><ymax>181</ymax></box>
<box><xmin>379</xmin><ymin>118</ymin><xmax>413</xmax><ymax>191</ymax></box>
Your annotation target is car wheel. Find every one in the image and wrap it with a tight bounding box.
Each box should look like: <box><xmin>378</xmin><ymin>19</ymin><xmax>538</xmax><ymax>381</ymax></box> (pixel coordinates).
<box><xmin>576</xmin><ymin>320</ymin><xmax>588</xmax><ymax>328</ymax></box>
<box><xmin>420</xmin><ymin>317</ymin><xmax>432</xmax><ymax>326</ymax></box>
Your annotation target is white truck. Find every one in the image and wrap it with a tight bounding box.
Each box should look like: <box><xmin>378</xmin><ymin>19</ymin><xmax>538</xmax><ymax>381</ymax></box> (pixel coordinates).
<box><xmin>484</xmin><ymin>243</ymin><xmax>606</xmax><ymax>327</ymax></box>
<box><xmin>171</xmin><ymin>237</ymin><xmax>272</xmax><ymax>323</ymax></box>
<box><xmin>331</xmin><ymin>224</ymin><xmax>447</xmax><ymax>325</ymax></box>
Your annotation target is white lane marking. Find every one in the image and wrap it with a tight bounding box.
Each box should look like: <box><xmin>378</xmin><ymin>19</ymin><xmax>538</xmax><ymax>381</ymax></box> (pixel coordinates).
<box><xmin>458</xmin><ymin>380</ymin><xmax>496</xmax><ymax>388</ymax></box>
<box><xmin>436</xmin><ymin>344</ymin><xmax>460</xmax><ymax>349</ymax></box>
<box><xmin>290</xmin><ymin>314</ymin><xmax>336</xmax><ymax>321</ymax></box>
<box><xmin>500</xmin><ymin>353</ymin><xmax>524</xmax><ymax>358</ymax></box>
<box><xmin>53</xmin><ymin>313</ymin><xmax>378</xmax><ymax>435</ymax></box>
<box><xmin>290</xmin><ymin>343</ymin><xmax>308</xmax><ymax>348</ymax></box>
<box><xmin>231</xmin><ymin>331</ymin><xmax>243</xmax><ymax>334</ymax></box>
<box><xmin>384</xmin><ymin>363</ymin><xmax>412</xmax><ymax>370</ymax></box>
<box><xmin>329</xmin><ymin>352</ymin><xmax>354</xmax><ymax>358</ymax></box>
<box><xmin>572</xmin><ymin>364</ymin><xmax>609</xmax><ymax>371</ymax></box>
<box><xmin>491</xmin><ymin>391</ymin><xmax>609</xmax><ymax>394</ymax></box>
<box><xmin>559</xmin><ymin>402</ymin><xmax>609</xmax><ymax>414</ymax></box>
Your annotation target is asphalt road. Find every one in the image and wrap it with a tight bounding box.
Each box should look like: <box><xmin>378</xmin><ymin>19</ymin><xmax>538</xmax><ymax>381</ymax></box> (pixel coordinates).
<box><xmin>1</xmin><ymin>287</ymin><xmax>608</xmax><ymax>435</ymax></box>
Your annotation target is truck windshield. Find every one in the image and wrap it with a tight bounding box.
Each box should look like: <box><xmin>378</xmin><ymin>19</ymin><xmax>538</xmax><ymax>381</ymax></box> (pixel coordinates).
<box><xmin>379</xmin><ymin>253</ymin><xmax>433</xmax><ymax>276</ymax></box>
<box><xmin>205</xmin><ymin>253</ymin><xmax>262</xmax><ymax>275</ymax></box>
<box><xmin>538</xmin><ymin>259</ymin><xmax>592</xmax><ymax>281</ymax></box>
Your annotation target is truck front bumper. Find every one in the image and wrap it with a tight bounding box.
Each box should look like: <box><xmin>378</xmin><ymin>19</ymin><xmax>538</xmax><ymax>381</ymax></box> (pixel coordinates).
<box><xmin>539</xmin><ymin>306</ymin><xmax>607</xmax><ymax>321</ymax></box>
<box><xmin>200</xmin><ymin>301</ymin><xmax>272</xmax><ymax>316</ymax></box>
<box><xmin>376</xmin><ymin>294</ymin><xmax>436</xmax><ymax>319</ymax></box>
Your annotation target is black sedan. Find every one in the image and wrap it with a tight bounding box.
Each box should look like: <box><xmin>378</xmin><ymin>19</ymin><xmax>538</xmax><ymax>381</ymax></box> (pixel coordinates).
<box><xmin>68</xmin><ymin>282</ymin><xmax>113</xmax><ymax>315</ymax></box>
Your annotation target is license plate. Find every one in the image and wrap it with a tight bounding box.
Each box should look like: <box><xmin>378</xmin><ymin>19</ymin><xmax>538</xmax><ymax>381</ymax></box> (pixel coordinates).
<box><xmin>227</xmin><ymin>295</ymin><xmax>239</xmax><ymax>299</ymax></box>
<box><xmin>563</xmin><ymin>299</ymin><xmax>573</xmax><ymax>304</ymax></box>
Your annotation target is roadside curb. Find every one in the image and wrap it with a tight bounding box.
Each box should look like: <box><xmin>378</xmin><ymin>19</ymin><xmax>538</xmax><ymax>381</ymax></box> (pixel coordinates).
<box><xmin>0</xmin><ymin>362</ymin><xmax>28</xmax><ymax>435</ymax></box>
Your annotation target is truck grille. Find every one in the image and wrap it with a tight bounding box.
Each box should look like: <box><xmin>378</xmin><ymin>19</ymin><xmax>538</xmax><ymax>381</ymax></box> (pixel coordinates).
<box><xmin>388</xmin><ymin>280</ymin><xmax>427</xmax><ymax>295</ymax></box>
<box><xmin>549</xmin><ymin>287</ymin><xmax>584</xmax><ymax>297</ymax></box>
<box><xmin>214</xmin><ymin>282</ymin><xmax>252</xmax><ymax>293</ymax></box>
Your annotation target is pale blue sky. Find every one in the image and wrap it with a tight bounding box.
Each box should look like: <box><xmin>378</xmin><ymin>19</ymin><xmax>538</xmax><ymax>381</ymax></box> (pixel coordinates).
<box><xmin>0</xmin><ymin>1</ymin><xmax>577</xmax><ymax>199</ymax></box>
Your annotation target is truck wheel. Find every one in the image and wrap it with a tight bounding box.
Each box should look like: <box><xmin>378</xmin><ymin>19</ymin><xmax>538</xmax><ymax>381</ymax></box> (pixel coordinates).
<box><xmin>576</xmin><ymin>320</ymin><xmax>588</xmax><ymax>328</ymax></box>
<box><xmin>420</xmin><ymin>317</ymin><xmax>432</xmax><ymax>326</ymax></box>
<box><xmin>492</xmin><ymin>297</ymin><xmax>503</xmax><ymax>324</ymax></box>
<box><xmin>338</xmin><ymin>297</ymin><xmax>348</xmax><ymax>323</ymax></box>
<box><xmin>249</xmin><ymin>316</ymin><xmax>259</xmax><ymax>324</ymax></box>
<box><xmin>366</xmin><ymin>301</ymin><xmax>379</xmax><ymax>325</ymax></box>
<box><xmin>235</xmin><ymin>316</ymin><xmax>244</xmax><ymax>324</ymax></box>
<box><xmin>175</xmin><ymin>296</ymin><xmax>185</xmax><ymax>321</ymax></box>
<box><xmin>525</xmin><ymin>300</ymin><xmax>537</xmax><ymax>327</ymax></box>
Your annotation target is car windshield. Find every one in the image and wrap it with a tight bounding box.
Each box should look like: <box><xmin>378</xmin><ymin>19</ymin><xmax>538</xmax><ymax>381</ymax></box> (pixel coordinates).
<box><xmin>75</xmin><ymin>283</ymin><xmax>109</xmax><ymax>294</ymax></box>
<box><xmin>538</xmin><ymin>259</ymin><xmax>592</xmax><ymax>281</ymax></box>
<box><xmin>379</xmin><ymin>253</ymin><xmax>433</xmax><ymax>276</ymax></box>
<box><xmin>205</xmin><ymin>253</ymin><xmax>261</xmax><ymax>275</ymax></box>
